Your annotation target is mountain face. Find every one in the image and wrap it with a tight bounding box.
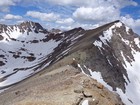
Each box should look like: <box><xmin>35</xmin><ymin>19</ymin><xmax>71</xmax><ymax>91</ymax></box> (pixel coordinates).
<box><xmin>0</xmin><ymin>21</ymin><xmax>85</xmax><ymax>88</ymax></box>
<box><xmin>0</xmin><ymin>20</ymin><xmax>140</xmax><ymax>105</ymax></box>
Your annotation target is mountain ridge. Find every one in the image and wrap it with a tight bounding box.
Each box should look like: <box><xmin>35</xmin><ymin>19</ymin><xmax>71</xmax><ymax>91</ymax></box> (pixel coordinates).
<box><xmin>0</xmin><ymin>20</ymin><xmax>140</xmax><ymax>105</ymax></box>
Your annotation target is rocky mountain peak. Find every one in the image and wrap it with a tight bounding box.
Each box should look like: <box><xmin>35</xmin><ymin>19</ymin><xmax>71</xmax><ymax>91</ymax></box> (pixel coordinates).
<box><xmin>17</xmin><ymin>21</ymin><xmax>48</xmax><ymax>34</ymax></box>
<box><xmin>18</xmin><ymin>21</ymin><xmax>44</xmax><ymax>30</ymax></box>
<box><xmin>49</xmin><ymin>28</ymin><xmax>62</xmax><ymax>34</ymax></box>
<box><xmin>90</xmin><ymin>20</ymin><xmax>140</xmax><ymax>92</ymax></box>
<box><xmin>0</xmin><ymin>24</ymin><xmax>8</xmax><ymax>33</ymax></box>
<box><xmin>0</xmin><ymin>21</ymin><xmax>48</xmax><ymax>35</ymax></box>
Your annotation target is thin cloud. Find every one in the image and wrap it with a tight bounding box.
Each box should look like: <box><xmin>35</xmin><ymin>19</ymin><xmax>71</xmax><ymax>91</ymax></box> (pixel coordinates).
<box><xmin>26</xmin><ymin>11</ymin><xmax>60</xmax><ymax>22</ymax></box>
<box><xmin>4</xmin><ymin>14</ymin><xmax>22</xmax><ymax>20</ymax></box>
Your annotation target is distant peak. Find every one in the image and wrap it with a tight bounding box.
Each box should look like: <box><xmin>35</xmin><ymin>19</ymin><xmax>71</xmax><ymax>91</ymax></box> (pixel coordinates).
<box><xmin>108</xmin><ymin>20</ymin><xmax>121</xmax><ymax>25</ymax></box>
<box><xmin>0</xmin><ymin>23</ymin><xmax>7</xmax><ymax>27</ymax></box>
<box><xmin>103</xmin><ymin>20</ymin><xmax>130</xmax><ymax>31</ymax></box>
<box><xmin>0</xmin><ymin>21</ymin><xmax>43</xmax><ymax>29</ymax></box>
<box><xmin>18</xmin><ymin>21</ymin><xmax>42</xmax><ymax>28</ymax></box>
<box><xmin>17</xmin><ymin>21</ymin><xmax>46</xmax><ymax>32</ymax></box>
<box><xmin>50</xmin><ymin>28</ymin><xmax>62</xmax><ymax>34</ymax></box>
<box><xmin>0</xmin><ymin>21</ymin><xmax>48</xmax><ymax>34</ymax></box>
<box><xmin>111</xmin><ymin>20</ymin><xmax>128</xmax><ymax>27</ymax></box>
<box><xmin>71</xmin><ymin>27</ymin><xmax>84</xmax><ymax>31</ymax></box>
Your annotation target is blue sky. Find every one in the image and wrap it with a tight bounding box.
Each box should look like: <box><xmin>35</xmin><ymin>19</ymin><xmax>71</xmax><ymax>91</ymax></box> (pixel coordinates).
<box><xmin>0</xmin><ymin>0</ymin><xmax>140</xmax><ymax>34</ymax></box>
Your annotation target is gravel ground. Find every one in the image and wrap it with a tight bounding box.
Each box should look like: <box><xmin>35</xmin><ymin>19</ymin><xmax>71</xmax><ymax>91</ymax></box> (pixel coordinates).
<box><xmin>0</xmin><ymin>65</ymin><xmax>124</xmax><ymax>105</ymax></box>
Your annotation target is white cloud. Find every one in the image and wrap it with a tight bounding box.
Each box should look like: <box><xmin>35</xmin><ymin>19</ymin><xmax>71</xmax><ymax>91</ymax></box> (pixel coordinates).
<box><xmin>46</xmin><ymin>0</ymin><xmax>137</xmax><ymax>8</ymax></box>
<box><xmin>73</xmin><ymin>6</ymin><xmax>120</xmax><ymax>22</ymax></box>
<box><xmin>0</xmin><ymin>0</ymin><xmax>21</xmax><ymax>12</ymax></box>
<box><xmin>58</xmin><ymin>21</ymin><xmax>99</xmax><ymax>31</ymax></box>
<box><xmin>0</xmin><ymin>0</ymin><xmax>139</xmax><ymax>34</ymax></box>
<box><xmin>26</xmin><ymin>11</ymin><xmax>60</xmax><ymax>22</ymax></box>
<box><xmin>121</xmin><ymin>15</ymin><xmax>140</xmax><ymax>34</ymax></box>
<box><xmin>56</xmin><ymin>18</ymin><xmax>74</xmax><ymax>25</ymax></box>
<box><xmin>4</xmin><ymin>14</ymin><xmax>22</xmax><ymax>20</ymax></box>
<box><xmin>22</xmin><ymin>0</ymin><xmax>140</xmax><ymax>34</ymax></box>
<box><xmin>71</xmin><ymin>0</ymin><xmax>137</xmax><ymax>23</ymax></box>
<box><xmin>110</xmin><ymin>0</ymin><xmax>137</xmax><ymax>8</ymax></box>
<box><xmin>0</xmin><ymin>0</ymin><xmax>14</xmax><ymax>6</ymax></box>
<box><xmin>68</xmin><ymin>0</ymin><xmax>139</xmax><ymax>34</ymax></box>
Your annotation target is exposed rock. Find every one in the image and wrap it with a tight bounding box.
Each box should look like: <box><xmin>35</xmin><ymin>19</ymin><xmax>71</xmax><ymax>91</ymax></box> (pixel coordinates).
<box><xmin>30</xmin><ymin>40</ymin><xmax>39</xmax><ymax>43</ymax></box>
<box><xmin>26</xmin><ymin>56</ymin><xmax>36</xmax><ymax>62</ymax></box>
<box><xmin>50</xmin><ymin>28</ymin><xmax>62</xmax><ymax>34</ymax></box>
<box><xmin>0</xmin><ymin>35</ymin><xmax>4</xmax><ymax>40</ymax></box>
<box><xmin>74</xmin><ymin>89</ymin><xmax>83</xmax><ymax>94</ymax></box>
<box><xmin>96</xmin><ymin>82</ymin><xmax>104</xmax><ymax>89</ymax></box>
<box><xmin>0</xmin><ymin>61</ymin><xmax>5</xmax><ymax>66</ymax></box>
<box><xmin>0</xmin><ymin>65</ymin><xmax>124</xmax><ymax>105</ymax></box>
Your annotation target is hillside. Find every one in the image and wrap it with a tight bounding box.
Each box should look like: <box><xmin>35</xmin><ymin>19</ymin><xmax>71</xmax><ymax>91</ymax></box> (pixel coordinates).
<box><xmin>0</xmin><ymin>20</ymin><xmax>140</xmax><ymax>105</ymax></box>
<box><xmin>0</xmin><ymin>65</ymin><xmax>124</xmax><ymax>105</ymax></box>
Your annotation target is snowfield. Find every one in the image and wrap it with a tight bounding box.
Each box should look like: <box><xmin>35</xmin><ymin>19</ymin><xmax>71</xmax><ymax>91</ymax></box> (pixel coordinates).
<box><xmin>0</xmin><ymin>24</ymin><xmax>61</xmax><ymax>88</ymax></box>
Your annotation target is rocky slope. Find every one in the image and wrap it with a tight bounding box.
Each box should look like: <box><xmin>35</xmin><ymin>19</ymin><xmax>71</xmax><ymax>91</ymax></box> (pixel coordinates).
<box><xmin>0</xmin><ymin>20</ymin><xmax>140</xmax><ymax>105</ymax></box>
<box><xmin>0</xmin><ymin>65</ymin><xmax>124</xmax><ymax>105</ymax></box>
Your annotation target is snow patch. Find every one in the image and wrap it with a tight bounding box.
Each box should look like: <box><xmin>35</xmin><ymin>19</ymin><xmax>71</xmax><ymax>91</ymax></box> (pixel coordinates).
<box><xmin>101</xmin><ymin>28</ymin><xmax>113</xmax><ymax>45</ymax></box>
<box><xmin>119</xmin><ymin>34</ymin><xmax>130</xmax><ymax>45</ymax></box>
<box><xmin>115</xmin><ymin>22</ymin><xmax>122</xmax><ymax>28</ymax></box>
<box><xmin>107</xmin><ymin>58</ymin><xmax>113</xmax><ymax>66</ymax></box>
<box><xmin>118</xmin><ymin>50</ymin><xmax>140</xmax><ymax>105</ymax></box>
<box><xmin>93</xmin><ymin>22</ymin><xmax>117</xmax><ymax>47</ymax></box>
<box><xmin>9</xmin><ymin>26</ymin><xmax>22</xmax><ymax>39</ymax></box>
<box><xmin>71</xmin><ymin>34</ymin><xmax>83</xmax><ymax>41</ymax></box>
<box><xmin>0</xmin><ymin>70</ymin><xmax>33</xmax><ymax>87</ymax></box>
<box><xmin>78</xmin><ymin>64</ymin><xmax>86</xmax><ymax>75</ymax></box>
<box><xmin>88</xmin><ymin>68</ymin><xmax>112</xmax><ymax>90</ymax></box>
<box><xmin>93</xmin><ymin>40</ymin><xmax>102</xmax><ymax>47</ymax></box>
<box><xmin>82</xmin><ymin>100</ymin><xmax>89</xmax><ymax>105</ymax></box>
<box><xmin>93</xmin><ymin>22</ymin><xmax>130</xmax><ymax>49</ymax></box>
<box><xmin>125</xmin><ymin>26</ymin><xmax>130</xmax><ymax>35</ymax></box>
<box><xmin>134</xmin><ymin>38</ymin><xmax>140</xmax><ymax>48</ymax></box>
